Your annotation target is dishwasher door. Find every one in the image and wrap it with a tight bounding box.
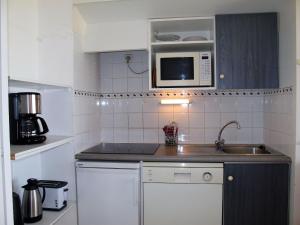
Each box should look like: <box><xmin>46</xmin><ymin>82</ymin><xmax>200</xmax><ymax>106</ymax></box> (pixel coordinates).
<box><xmin>76</xmin><ymin>162</ymin><xmax>140</xmax><ymax>225</ymax></box>
<box><xmin>143</xmin><ymin>163</ymin><xmax>223</xmax><ymax>225</ymax></box>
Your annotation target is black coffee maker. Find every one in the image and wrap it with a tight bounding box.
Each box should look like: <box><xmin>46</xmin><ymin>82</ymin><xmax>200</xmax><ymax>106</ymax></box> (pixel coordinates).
<box><xmin>9</xmin><ymin>92</ymin><xmax>49</xmax><ymax>145</ymax></box>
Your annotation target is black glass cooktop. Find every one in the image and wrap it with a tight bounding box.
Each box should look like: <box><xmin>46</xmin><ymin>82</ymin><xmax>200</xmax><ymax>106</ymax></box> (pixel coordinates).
<box><xmin>82</xmin><ymin>143</ymin><xmax>160</xmax><ymax>155</ymax></box>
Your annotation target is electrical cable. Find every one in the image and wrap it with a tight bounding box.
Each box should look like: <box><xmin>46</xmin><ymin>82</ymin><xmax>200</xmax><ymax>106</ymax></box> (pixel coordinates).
<box><xmin>125</xmin><ymin>55</ymin><xmax>149</xmax><ymax>75</ymax></box>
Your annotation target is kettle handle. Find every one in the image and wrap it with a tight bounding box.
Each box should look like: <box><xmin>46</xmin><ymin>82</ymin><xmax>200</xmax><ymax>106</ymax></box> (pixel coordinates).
<box><xmin>41</xmin><ymin>187</ymin><xmax>46</xmax><ymax>203</ymax></box>
<box><xmin>36</xmin><ymin>117</ymin><xmax>49</xmax><ymax>134</ymax></box>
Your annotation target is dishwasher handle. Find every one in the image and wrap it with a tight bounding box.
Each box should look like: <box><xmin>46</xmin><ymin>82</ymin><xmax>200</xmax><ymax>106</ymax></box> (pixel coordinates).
<box><xmin>174</xmin><ymin>168</ymin><xmax>191</xmax><ymax>174</ymax></box>
<box><xmin>174</xmin><ymin>168</ymin><xmax>192</xmax><ymax>183</ymax></box>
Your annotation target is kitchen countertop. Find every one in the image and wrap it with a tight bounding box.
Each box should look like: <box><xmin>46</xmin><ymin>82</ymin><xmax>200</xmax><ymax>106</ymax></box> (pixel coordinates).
<box><xmin>75</xmin><ymin>144</ymin><xmax>291</xmax><ymax>163</ymax></box>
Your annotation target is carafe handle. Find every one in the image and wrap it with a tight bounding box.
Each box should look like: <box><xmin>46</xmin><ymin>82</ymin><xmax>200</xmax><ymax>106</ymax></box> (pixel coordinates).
<box><xmin>41</xmin><ymin>187</ymin><xmax>46</xmax><ymax>203</ymax></box>
<box><xmin>35</xmin><ymin>117</ymin><xmax>49</xmax><ymax>134</ymax></box>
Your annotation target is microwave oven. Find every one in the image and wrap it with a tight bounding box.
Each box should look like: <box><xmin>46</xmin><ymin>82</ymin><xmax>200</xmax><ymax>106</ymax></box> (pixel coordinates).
<box><xmin>155</xmin><ymin>52</ymin><xmax>212</xmax><ymax>87</ymax></box>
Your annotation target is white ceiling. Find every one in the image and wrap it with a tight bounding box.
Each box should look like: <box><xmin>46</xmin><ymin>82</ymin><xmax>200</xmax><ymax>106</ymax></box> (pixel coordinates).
<box><xmin>75</xmin><ymin>0</ymin><xmax>283</xmax><ymax>24</ymax></box>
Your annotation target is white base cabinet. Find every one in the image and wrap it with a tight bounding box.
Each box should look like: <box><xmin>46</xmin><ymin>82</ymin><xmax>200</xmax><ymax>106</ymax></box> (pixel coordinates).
<box><xmin>76</xmin><ymin>162</ymin><xmax>140</xmax><ymax>225</ymax></box>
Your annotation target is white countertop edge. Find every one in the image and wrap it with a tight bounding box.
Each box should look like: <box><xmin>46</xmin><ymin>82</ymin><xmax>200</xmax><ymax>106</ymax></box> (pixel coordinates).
<box><xmin>11</xmin><ymin>136</ymin><xmax>73</xmax><ymax>160</ymax></box>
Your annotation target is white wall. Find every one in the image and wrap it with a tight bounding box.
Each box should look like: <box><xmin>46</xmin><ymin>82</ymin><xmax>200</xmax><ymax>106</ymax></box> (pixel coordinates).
<box><xmin>1</xmin><ymin>0</ymin><xmax>13</xmax><ymax>223</ymax></box>
<box><xmin>73</xmin><ymin>8</ymin><xmax>101</xmax><ymax>153</ymax></box>
<box><xmin>294</xmin><ymin>1</ymin><xmax>300</xmax><ymax>224</ymax></box>
<box><xmin>74</xmin><ymin>8</ymin><xmax>100</xmax><ymax>92</ymax></box>
<box><xmin>264</xmin><ymin>93</ymin><xmax>295</xmax><ymax>158</ymax></box>
<box><xmin>278</xmin><ymin>0</ymin><xmax>297</xmax><ymax>87</ymax></box>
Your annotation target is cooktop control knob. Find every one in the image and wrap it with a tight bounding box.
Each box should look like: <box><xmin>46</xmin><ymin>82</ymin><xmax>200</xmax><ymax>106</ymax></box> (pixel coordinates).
<box><xmin>203</xmin><ymin>172</ymin><xmax>213</xmax><ymax>182</ymax></box>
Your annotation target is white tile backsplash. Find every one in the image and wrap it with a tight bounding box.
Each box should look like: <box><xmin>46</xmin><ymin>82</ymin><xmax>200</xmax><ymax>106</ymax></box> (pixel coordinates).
<box><xmin>114</xmin><ymin>128</ymin><xmax>129</xmax><ymax>143</ymax></box>
<box><xmin>114</xmin><ymin>113</ymin><xmax>128</xmax><ymax>128</ymax></box>
<box><xmin>100</xmin><ymin>51</ymin><xmax>149</xmax><ymax>94</ymax></box>
<box><xmin>129</xmin><ymin>129</ymin><xmax>144</xmax><ymax>143</ymax></box>
<box><xmin>189</xmin><ymin>113</ymin><xmax>205</xmax><ymax>128</ymax></box>
<box><xmin>129</xmin><ymin>113</ymin><xmax>143</xmax><ymax>128</ymax></box>
<box><xmin>263</xmin><ymin>93</ymin><xmax>295</xmax><ymax>157</ymax></box>
<box><xmin>128</xmin><ymin>77</ymin><xmax>143</xmax><ymax>92</ymax></box>
<box><xmin>143</xmin><ymin>129</ymin><xmax>159</xmax><ymax>143</ymax></box>
<box><xmin>205</xmin><ymin>113</ymin><xmax>221</xmax><ymax>128</ymax></box>
<box><xmin>73</xmin><ymin>95</ymin><xmax>101</xmax><ymax>153</ymax></box>
<box><xmin>99</xmin><ymin>94</ymin><xmax>264</xmax><ymax>144</ymax></box>
<box><xmin>174</xmin><ymin>113</ymin><xmax>189</xmax><ymax>128</ymax></box>
<box><xmin>113</xmin><ymin>78</ymin><xmax>128</xmax><ymax>92</ymax></box>
<box><xmin>143</xmin><ymin>113</ymin><xmax>159</xmax><ymax>128</ymax></box>
<box><xmin>159</xmin><ymin>113</ymin><xmax>174</xmax><ymax>128</ymax></box>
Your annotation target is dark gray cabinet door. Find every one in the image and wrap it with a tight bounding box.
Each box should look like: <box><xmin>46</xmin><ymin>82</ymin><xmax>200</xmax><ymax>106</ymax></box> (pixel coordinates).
<box><xmin>224</xmin><ymin>163</ymin><xmax>289</xmax><ymax>225</ymax></box>
<box><xmin>216</xmin><ymin>13</ymin><xmax>279</xmax><ymax>89</ymax></box>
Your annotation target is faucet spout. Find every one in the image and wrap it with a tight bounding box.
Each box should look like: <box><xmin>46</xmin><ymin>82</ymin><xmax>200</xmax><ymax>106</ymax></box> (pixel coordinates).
<box><xmin>215</xmin><ymin>120</ymin><xmax>241</xmax><ymax>150</ymax></box>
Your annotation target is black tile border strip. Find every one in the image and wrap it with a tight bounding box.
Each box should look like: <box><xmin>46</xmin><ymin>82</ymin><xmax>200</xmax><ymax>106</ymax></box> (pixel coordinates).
<box><xmin>74</xmin><ymin>86</ymin><xmax>293</xmax><ymax>98</ymax></box>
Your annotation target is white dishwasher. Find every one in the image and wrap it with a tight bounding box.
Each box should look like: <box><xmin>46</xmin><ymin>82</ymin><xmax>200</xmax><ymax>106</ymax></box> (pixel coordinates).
<box><xmin>143</xmin><ymin>162</ymin><xmax>223</xmax><ymax>225</ymax></box>
<box><xmin>76</xmin><ymin>161</ymin><xmax>140</xmax><ymax>225</ymax></box>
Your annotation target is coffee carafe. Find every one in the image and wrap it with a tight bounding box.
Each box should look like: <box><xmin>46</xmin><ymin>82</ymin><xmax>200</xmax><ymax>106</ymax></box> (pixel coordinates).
<box><xmin>9</xmin><ymin>92</ymin><xmax>49</xmax><ymax>145</ymax></box>
<box><xmin>22</xmin><ymin>179</ymin><xmax>45</xmax><ymax>223</ymax></box>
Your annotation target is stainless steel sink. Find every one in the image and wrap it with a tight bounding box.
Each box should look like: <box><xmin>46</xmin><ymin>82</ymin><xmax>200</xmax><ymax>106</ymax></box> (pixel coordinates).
<box><xmin>222</xmin><ymin>145</ymin><xmax>270</xmax><ymax>155</ymax></box>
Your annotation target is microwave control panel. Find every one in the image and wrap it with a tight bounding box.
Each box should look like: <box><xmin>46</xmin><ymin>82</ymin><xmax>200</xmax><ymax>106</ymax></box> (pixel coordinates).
<box><xmin>199</xmin><ymin>52</ymin><xmax>212</xmax><ymax>86</ymax></box>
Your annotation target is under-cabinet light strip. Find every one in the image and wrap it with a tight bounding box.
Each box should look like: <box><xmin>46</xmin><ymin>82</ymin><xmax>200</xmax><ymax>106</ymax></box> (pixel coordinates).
<box><xmin>161</xmin><ymin>99</ymin><xmax>190</xmax><ymax>105</ymax></box>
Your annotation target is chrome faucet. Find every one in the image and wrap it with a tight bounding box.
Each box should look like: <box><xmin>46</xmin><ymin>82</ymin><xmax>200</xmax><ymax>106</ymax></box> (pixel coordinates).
<box><xmin>215</xmin><ymin>120</ymin><xmax>241</xmax><ymax>150</ymax></box>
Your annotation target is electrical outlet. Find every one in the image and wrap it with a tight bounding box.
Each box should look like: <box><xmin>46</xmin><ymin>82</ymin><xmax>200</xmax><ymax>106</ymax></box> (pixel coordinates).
<box><xmin>124</xmin><ymin>54</ymin><xmax>133</xmax><ymax>63</ymax></box>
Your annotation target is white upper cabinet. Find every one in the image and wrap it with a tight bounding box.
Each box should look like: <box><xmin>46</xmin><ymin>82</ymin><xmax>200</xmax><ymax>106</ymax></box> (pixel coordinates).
<box><xmin>8</xmin><ymin>0</ymin><xmax>39</xmax><ymax>82</ymax></box>
<box><xmin>74</xmin><ymin>0</ymin><xmax>148</xmax><ymax>52</ymax></box>
<box><xmin>38</xmin><ymin>0</ymin><xmax>73</xmax><ymax>87</ymax></box>
<box><xmin>83</xmin><ymin>20</ymin><xmax>148</xmax><ymax>52</ymax></box>
<box><xmin>8</xmin><ymin>0</ymin><xmax>73</xmax><ymax>88</ymax></box>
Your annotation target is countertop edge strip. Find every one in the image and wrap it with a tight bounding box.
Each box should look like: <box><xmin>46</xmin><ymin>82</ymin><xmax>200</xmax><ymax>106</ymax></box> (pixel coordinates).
<box><xmin>11</xmin><ymin>136</ymin><xmax>73</xmax><ymax>160</ymax></box>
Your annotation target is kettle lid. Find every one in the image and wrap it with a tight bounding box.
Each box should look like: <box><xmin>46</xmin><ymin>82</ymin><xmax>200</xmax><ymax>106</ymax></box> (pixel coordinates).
<box><xmin>22</xmin><ymin>178</ymin><xmax>39</xmax><ymax>190</ymax></box>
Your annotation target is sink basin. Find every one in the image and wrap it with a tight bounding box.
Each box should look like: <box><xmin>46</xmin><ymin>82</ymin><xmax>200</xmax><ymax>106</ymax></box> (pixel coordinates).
<box><xmin>222</xmin><ymin>145</ymin><xmax>270</xmax><ymax>155</ymax></box>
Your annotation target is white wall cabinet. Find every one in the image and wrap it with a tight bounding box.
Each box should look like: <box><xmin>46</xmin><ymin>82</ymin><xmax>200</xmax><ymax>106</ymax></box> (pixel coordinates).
<box><xmin>83</xmin><ymin>20</ymin><xmax>148</xmax><ymax>52</ymax></box>
<box><xmin>8</xmin><ymin>0</ymin><xmax>73</xmax><ymax>88</ymax></box>
<box><xmin>8</xmin><ymin>0</ymin><xmax>39</xmax><ymax>82</ymax></box>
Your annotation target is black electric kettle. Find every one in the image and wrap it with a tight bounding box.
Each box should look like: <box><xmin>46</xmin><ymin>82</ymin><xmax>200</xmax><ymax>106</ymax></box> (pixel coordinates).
<box><xmin>22</xmin><ymin>179</ymin><xmax>46</xmax><ymax>223</ymax></box>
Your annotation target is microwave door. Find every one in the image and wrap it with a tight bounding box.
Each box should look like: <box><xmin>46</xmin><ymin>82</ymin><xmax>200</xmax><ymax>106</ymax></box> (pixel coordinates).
<box><xmin>156</xmin><ymin>53</ymin><xmax>200</xmax><ymax>87</ymax></box>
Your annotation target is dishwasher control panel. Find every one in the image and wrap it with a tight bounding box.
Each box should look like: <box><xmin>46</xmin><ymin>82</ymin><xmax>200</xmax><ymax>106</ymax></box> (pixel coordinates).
<box><xmin>143</xmin><ymin>163</ymin><xmax>223</xmax><ymax>184</ymax></box>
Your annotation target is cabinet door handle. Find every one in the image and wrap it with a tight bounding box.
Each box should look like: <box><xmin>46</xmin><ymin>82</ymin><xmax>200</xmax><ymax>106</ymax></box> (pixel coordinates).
<box><xmin>227</xmin><ymin>176</ymin><xmax>234</xmax><ymax>182</ymax></box>
<box><xmin>220</xmin><ymin>74</ymin><xmax>225</xmax><ymax>79</ymax></box>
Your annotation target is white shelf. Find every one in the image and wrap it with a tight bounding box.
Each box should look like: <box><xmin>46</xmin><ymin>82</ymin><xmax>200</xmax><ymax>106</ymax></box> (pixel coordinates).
<box><xmin>151</xmin><ymin>40</ymin><xmax>214</xmax><ymax>52</ymax></box>
<box><xmin>25</xmin><ymin>202</ymin><xmax>76</xmax><ymax>225</ymax></box>
<box><xmin>9</xmin><ymin>79</ymin><xmax>72</xmax><ymax>90</ymax></box>
<box><xmin>11</xmin><ymin>135</ymin><xmax>73</xmax><ymax>160</ymax></box>
<box><xmin>150</xmin><ymin>87</ymin><xmax>217</xmax><ymax>91</ymax></box>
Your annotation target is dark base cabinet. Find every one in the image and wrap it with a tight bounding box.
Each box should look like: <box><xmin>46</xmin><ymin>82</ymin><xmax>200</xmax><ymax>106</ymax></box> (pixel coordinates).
<box><xmin>223</xmin><ymin>163</ymin><xmax>290</xmax><ymax>225</ymax></box>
